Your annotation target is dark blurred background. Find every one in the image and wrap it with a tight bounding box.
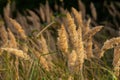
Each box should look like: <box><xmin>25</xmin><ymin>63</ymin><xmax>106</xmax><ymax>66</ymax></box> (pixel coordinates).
<box><xmin>0</xmin><ymin>0</ymin><xmax>120</xmax><ymax>30</ymax></box>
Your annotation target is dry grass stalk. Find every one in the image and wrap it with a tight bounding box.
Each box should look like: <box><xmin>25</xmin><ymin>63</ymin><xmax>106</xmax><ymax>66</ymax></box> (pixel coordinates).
<box><xmin>36</xmin><ymin>21</ymin><xmax>55</xmax><ymax>38</ymax></box>
<box><xmin>68</xmin><ymin>50</ymin><xmax>77</xmax><ymax>73</ymax></box>
<box><xmin>31</xmin><ymin>48</ymin><xmax>52</xmax><ymax>71</ymax></box>
<box><xmin>31</xmin><ymin>48</ymin><xmax>41</xmax><ymax>58</ymax></box>
<box><xmin>66</xmin><ymin>13</ymin><xmax>78</xmax><ymax>49</ymax></box>
<box><xmin>27</xmin><ymin>10</ymin><xmax>40</xmax><ymax>29</ymax></box>
<box><xmin>0</xmin><ymin>21</ymin><xmax>8</xmax><ymax>47</ymax></box>
<box><xmin>16</xmin><ymin>12</ymin><xmax>30</xmax><ymax>34</ymax></box>
<box><xmin>72</xmin><ymin>7</ymin><xmax>83</xmax><ymax>28</ymax></box>
<box><xmin>1</xmin><ymin>48</ymin><xmax>30</xmax><ymax>60</ymax></box>
<box><xmin>78</xmin><ymin>0</ymin><xmax>86</xmax><ymax>18</ymax></box>
<box><xmin>99</xmin><ymin>37</ymin><xmax>120</xmax><ymax>58</ymax></box>
<box><xmin>27</xmin><ymin>10</ymin><xmax>40</xmax><ymax>22</ymax></box>
<box><xmin>90</xmin><ymin>2</ymin><xmax>97</xmax><ymax>20</ymax></box>
<box><xmin>2</xmin><ymin>20</ymin><xmax>19</xmax><ymax>80</ymax></box>
<box><xmin>33</xmin><ymin>48</ymin><xmax>52</xmax><ymax>71</ymax></box>
<box><xmin>57</xmin><ymin>24</ymin><xmax>68</xmax><ymax>57</ymax></box>
<box><xmin>73</xmin><ymin>12</ymin><xmax>85</xmax><ymax>66</ymax></box>
<box><xmin>113</xmin><ymin>45</ymin><xmax>120</xmax><ymax>77</ymax></box>
<box><xmin>7</xmin><ymin>28</ymin><xmax>17</xmax><ymax>48</ymax></box>
<box><xmin>3</xmin><ymin>3</ymin><xmax>16</xmax><ymax>33</ymax></box>
<box><xmin>39</xmin><ymin>4</ymin><xmax>45</xmax><ymax>22</ymax></box>
<box><xmin>66</xmin><ymin>12</ymin><xmax>85</xmax><ymax>70</ymax></box>
<box><xmin>39</xmin><ymin>34</ymin><xmax>52</xmax><ymax>61</ymax></box>
<box><xmin>39</xmin><ymin>34</ymin><xmax>49</xmax><ymax>54</ymax></box>
<box><xmin>85</xmin><ymin>37</ymin><xmax>93</xmax><ymax>58</ymax></box>
<box><xmin>15</xmin><ymin>57</ymin><xmax>19</xmax><ymax>80</ymax></box>
<box><xmin>45</xmin><ymin>0</ymin><xmax>50</xmax><ymax>23</ymax></box>
<box><xmin>72</xmin><ymin>7</ymin><xmax>87</xmax><ymax>39</ymax></box>
<box><xmin>113</xmin><ymin>46</ymin><xmax>120</xmax><ymax>67</ymax></box>
<box><xmin>9</xmin><ymin>18</ymin><xmax>27</xmax><ymax>39</ymax></box>
<box><xmin>76</xmin><ymin>26</ymin><xmax>85</xmax><ymax>67</ymax></box>
<box><xmin>39</xmin><ymin>56</ymin><xmax>51</xmax><ymax>71</ymax></box>
<box><xmin>83</xmin><ymin>26</ymin><xmax>103</xmax><ymax>41</ymax></box>
<box><xmin>83</xmin><ymin>18</ymin><xmax>91</xmax><ymax>35</ymax></box>
<box><xmin>26</xmin><ymin>15</ymin><xmax>40</xmax><ymax>33</ymax></box>
<box><xmin>77</xmin><ymin>25</ymin><xmax>82</xmax><ymax>41</ymax></box>
<box><xmin>29</xmin><ymin>38</ymin><xmax>42</xmax><ymax>52</ymax></box>
<box><xmin>3</xmin><ymin>3</ymin><xmax>10</xmax><ymax>18</ymax></box>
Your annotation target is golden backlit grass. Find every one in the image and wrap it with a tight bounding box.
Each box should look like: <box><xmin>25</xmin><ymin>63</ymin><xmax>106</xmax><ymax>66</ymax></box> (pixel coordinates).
<box><xmin>0</xmin><ymin>2</ymin><xmax>119</xmax><ymax>80</ymax></box>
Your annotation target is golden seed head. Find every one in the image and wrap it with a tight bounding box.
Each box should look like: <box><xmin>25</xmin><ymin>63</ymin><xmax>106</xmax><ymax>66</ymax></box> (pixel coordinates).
<box><xmin>9</xmin><ymin>18</ymin><xmax>27</xmax><ymax>39</ymax></box>
<box><xmin>57</xmin><ymin>24</ymin><xmax>68</xmax><ymax>54</ymax></box>
<box><xmin>1</xmin><ymin>48</ymin><xmax>30</xmax><ymax>60</ymax></box>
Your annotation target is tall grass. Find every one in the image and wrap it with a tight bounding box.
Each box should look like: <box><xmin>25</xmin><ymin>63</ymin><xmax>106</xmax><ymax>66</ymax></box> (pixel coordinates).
<box><xmin>0</xmin><ymin>2</ymin><xmax>120</xmax><ymax>80</ymax></box>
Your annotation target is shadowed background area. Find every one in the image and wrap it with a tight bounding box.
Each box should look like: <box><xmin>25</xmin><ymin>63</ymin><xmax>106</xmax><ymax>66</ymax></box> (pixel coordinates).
<box><xmin>0</xmin><ymin>0</ymin><xmax>119</xmax><ymax>29</ymax></box>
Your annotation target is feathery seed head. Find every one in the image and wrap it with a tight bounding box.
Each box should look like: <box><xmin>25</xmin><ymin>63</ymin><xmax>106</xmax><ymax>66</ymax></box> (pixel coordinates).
<box><xmin>9</xmin><ymin>18</ymin><xmax>27</xmax><ymax>39</ymax></box>
<box><xmin>1</xmin><ymin>48</ymin><xmax>30</xmax><ymax>60</ymax></box>
<box><xmin>99</xmin><ymin>37</ymin><xmax>120</xmax><ymax>58</ymax></box>
<box><xmin>57</xmin><ymin>24</ymin><xmax>68</xmax><ymax>54</ymax></box>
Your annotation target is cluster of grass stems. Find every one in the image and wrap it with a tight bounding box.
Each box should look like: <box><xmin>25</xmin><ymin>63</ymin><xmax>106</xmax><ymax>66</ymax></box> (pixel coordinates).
<box><xmin>0</xmin><ymin>1</ymin><xmax>120</xmax><ymax>80</ymax></box>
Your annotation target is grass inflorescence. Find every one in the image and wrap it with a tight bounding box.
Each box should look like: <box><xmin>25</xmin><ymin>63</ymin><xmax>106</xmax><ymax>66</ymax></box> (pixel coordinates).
<box><xmin>0</xmin><ymin>1</ymin><xmax>120</xmax><ymax>80</ymax></box>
